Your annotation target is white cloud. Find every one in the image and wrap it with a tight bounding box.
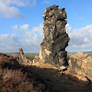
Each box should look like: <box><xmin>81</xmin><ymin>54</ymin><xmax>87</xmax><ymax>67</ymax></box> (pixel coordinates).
<box><xmin>0</xmin><ymin>34</ymin><xmax>19</xmax><ymax>52</ymax></box>
<box><xmin>12</xmin><ymin>25</ymin><xmax>18</xmax><ymax>29</ymax></box>
<box><xmin>20</xmin><ymin>24</ymin><xmax>29</xmax><ymax>30</ymax></box>
<box><xmin>12</xmin><ymin>24</ymin><xmax>29</xmax><ymax>30</ymax></box>
<box><xmin>2</xmin><ymin>0</ymin><xmax>27</xmax><ymax>7</ymax></box>
<box><xmin>42</xmin><ymin>0</ymin><xmax>50</xmax><ymax>4</ymax></box>
<box><xmin>66</xmin><ymin>24</ymin><xmax>92</xmax><ymax>52</ymax></box>
<box><xmin>30</xmin><ymin>0</ymin><xmax>36</xmax><ymax>7</ymax></box>
<box><xmin>0</xmin><ymin>0</ymin><xmax>36</xmax><ymax>18</ymax></box>
<box><xmin>66</xmin><ymin>24</ymin><xmax>72</xmax><ymax>34</ymax></box>
<box><xmin>0</xmin><ymin>23</ymin><xmax>43</xmax><ymax>53</ymax></box>
<box><xmin>0</xmin><ymin>23</ymin><xmax>92</xmax><ymax>53</ymax></box>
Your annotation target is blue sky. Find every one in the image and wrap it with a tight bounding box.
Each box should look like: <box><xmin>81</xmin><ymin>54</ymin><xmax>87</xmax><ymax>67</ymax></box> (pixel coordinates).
<box><xmin>0</xmin><ymin>0</ymin><xmax>92</xmax><ymax>53</ymax></box>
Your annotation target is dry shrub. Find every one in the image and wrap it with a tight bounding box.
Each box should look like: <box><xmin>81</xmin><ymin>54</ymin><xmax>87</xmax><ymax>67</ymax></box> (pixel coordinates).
<box><xmin>0</xmin><ymin>53</ymin><xmax>49</xmax><ymax>92</ymax></box>
<box><xmin>0</xmin><ymin>67</ymin><xmax>46</xmax><ymax>92</ymax></box>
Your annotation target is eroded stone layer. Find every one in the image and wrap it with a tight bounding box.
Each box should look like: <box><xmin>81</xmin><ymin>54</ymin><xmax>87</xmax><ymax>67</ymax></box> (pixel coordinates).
<box><xmin>40</xmin><ymin>5</ymin><xmax>70</xmax><ymax>66</ymax></box>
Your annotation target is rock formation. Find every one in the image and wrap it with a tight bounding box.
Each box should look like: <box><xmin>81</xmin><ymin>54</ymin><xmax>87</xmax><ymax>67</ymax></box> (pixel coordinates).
<box><xmin>18</xmin><ymin>48</ymin><xmax>32</xmax><ymax>65</ymax></box>
<box><xmin>39</xmin><ymin>5</ymin><xmax>70</xmax><ymax>66</ymax></box>
<box><xmin>69</xmin><ymin>52</ymin><xmax>92</xmax><ymax>81</ymax></box>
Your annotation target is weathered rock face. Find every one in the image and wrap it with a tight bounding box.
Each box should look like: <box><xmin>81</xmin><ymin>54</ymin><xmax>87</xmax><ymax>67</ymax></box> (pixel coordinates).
<box><xmin>69</xmin><ymin>52</ymin><xmax>92</xmax><ymax>81</ymax></box>
<box><xmin>18</xmin><ymin>48</ymin><xmax>32</xmax><ymax>65</ymax></box>
<box><xmin>39</xmin><ymin>5</ymin><xmax>70</xmax><ymax>66</ymax></box>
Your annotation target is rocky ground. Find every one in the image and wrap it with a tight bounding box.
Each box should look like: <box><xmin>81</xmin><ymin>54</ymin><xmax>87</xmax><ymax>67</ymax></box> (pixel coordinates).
<box><xmin>0</xmin><ymin>53</ymin><xmax>92</xmax><ymax>92</ymax></box>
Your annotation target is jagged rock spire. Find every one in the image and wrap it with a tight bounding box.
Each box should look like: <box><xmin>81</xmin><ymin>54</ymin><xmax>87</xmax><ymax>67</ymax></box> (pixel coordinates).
<box><xmin>39</xmin><ymin>5</ymin><xmax>70</xmax><ymax>66</ymax></box>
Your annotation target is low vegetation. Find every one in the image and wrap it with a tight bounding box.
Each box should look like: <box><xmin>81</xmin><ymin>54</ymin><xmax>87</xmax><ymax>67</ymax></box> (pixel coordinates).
<box><xmin>0</xmin><ymin>53</ymin><xmax>50</xmax><ymax>92</ymax></box>
<box><xmin>24</xmin><ymin>53</ymin><xmax>38</xmax><ymax>60</ymax></box>
<box><xmin>0</xmin><ymin>52</ymin><xmax>92</xmax><ymax>92</ymax></box>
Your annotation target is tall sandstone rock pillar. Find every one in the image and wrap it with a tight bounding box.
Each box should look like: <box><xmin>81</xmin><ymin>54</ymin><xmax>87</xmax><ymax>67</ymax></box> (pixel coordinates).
<box><xmin>39</xmin><ymin>5</ymin><xmax>70</xmax><ymax>66</ymax></box>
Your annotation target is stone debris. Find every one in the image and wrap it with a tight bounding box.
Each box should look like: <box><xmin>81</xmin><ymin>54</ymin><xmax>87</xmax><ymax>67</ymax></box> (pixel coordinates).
<box><xmin>33</xmin><ymin>55</ymin><xmax>40</xmax><ymax>63</ymax></box>
<box><xmin>39</xmin><ymin>5</ymin><xmax>70</xmax><ymax>67</ymax></box>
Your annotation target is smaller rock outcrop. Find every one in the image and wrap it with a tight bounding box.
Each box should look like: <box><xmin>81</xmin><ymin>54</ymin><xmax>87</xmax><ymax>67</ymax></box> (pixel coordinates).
<box><xmin>69</xmin><ymin>52</ymin><xmax>92</xmax><ymax>81</ymax></box>
<box><xmin>39</xmin><ymin>5</ymin><xmax>70</xmax><ymax>67</ymax></box>
<box><xmin>33</xmin><ymin>55</ymin><xmax>40</xmax><ymax>63</ymax></box>
<box><xmin>18</xmin><ymin>48</ymin><xmax>32</xmax><ymax>65</ymax></box>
